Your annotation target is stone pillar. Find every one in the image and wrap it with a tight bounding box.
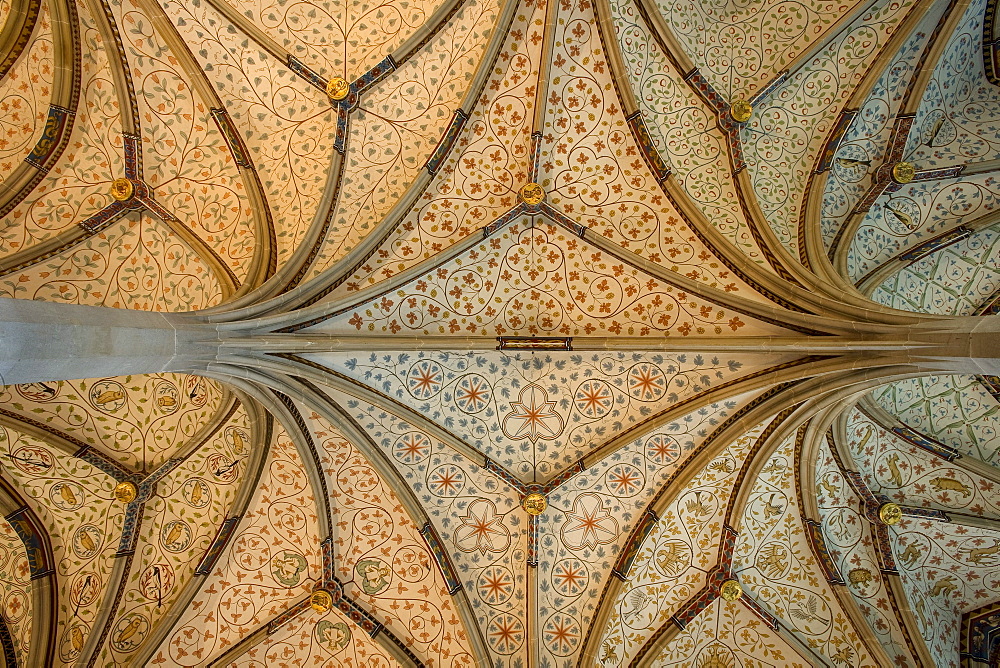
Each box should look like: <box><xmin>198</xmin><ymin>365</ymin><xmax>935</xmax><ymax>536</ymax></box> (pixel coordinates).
<box><xmin>0</xmin><ymin>298</ymin><xmax>219</xmax><ymax>384</ymax></box>
<box><xmin>907</xmin><ymin>315</ymin><xmax>1000</xmax><ymax>375</ymax></box>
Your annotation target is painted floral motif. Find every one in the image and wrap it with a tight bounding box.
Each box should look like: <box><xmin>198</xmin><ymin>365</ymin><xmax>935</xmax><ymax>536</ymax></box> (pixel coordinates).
<box><xmin>235</xmin><ymin>0</ymin><xmax>449</xmax><ymax>79</ymax></box>
<box><xmin>455</xmin><ymin>499</ymin><xmax>512</xmax><ymax>555</ymax></box>
<box><xmin>0</xmin><ymin>2</ymin><xmax>52</xmax><ymax>189</ymax></box>
<box><xmin>852</xmin><ymin>176</ymin><xmax>1000</xmax><ymax>286</ymax></box>
<box><xmin>560</xmin><ymin>493</ymin><xmax>619</xmax><ymax>550</ymax></box>
<box><xmin>393</xmin><ymin>431</ymin><xmax>433</xmax><ymax>464</ymax></box>
<box><xmin>626</xmin><ymin>363</ymin><xmax>666</xmax><ymax>401</ymax></box>
<box><xmin>816</xmin><ymin>434</ymin><xmax>915</xmax><ymax>668</ymax></box>
<box><xmin>645</xmin><ymin>434</ymin><xmax>682</xmax><ymax>465</ymax></box>
<box><xmin>0</xmin><ymin>518</ymin><xmax>31</xmax><ymax>666</ymax></box>
<box><xmin>605</xmin><ymin>464</ymin><xmax>644</xmax><ymax>496</ymax></box>
<box><xmin>501</xmin><ymin>383</ymin><xmax>564</xmax><ymax>442</ymax></box>
<box><xmin>428</xmin><ymin>463</ymin><xmax>466</xmax><ymax>497</ymax></box>
<box><xmin>306</xmin><ymin>0</ymin><xmax>503</xmax><ymax>277</ymax></box>
<box><xmin>659</xmin><ymin>0</ymin><xmax>865</xmax><ymax>101</ymax></box>
<box><xmin>820</xmin><ymin>23</ymin><xmax>928</xmax><ymax>251</ymax></box>
<box><xmin>486</xmin><ymin>612</ymin><xmax>524</xmax><ymax>654</ymax></box>
<box><xmin>154</xmin><ymin>426</ymin><xmax>322</xmax><ymax>665</ymax></box>
<box><xmin>325</xmin><ymin>389</ymin><xmax>526</xmax><ymax>666</ymax></box>
<box><xmin>316</xmin><ymin>219</ymin><xmax>781</xmax><ymax>338</ymax></box>
<box><xmin>304</xmin><ymin>408</ymin><xmax>474</xmax><ymax>665</ymax></box>
<box><xmin>0</xmin><ymin>0</ymin><xmax>120</xmax><ymax>256</ymax></box>
<box><xmin>333</xmin><ymin>374</ymin><xmax>748</xmax><ymax>668</ymax></box>
<box><xmin>550</xmin><ymin>558</ymin><xmax>588</xmax><ymax>597</ymax></box>
<box><xmin>477</xmin><ymin>565</ymin><xmax>515</xmax><ymax>605</ymax></box>
<box><xmin>314</xmin><ymin>350</ymin><xmax>779</xmax><ymax>479</ymax></box>
<box><xmin>1</xmin><ymin>0</ymin><xmax>996</xmax><ymax>663</ymax></box>
<box><xmin>741</xmin><ymin>0</ymin><xmax>916</xmax><ymax>252</ymax></box>
<box><xmin>651</xmin><ymin>599</ymin><xmax>807</xmax><ymax>667</ymax></box>
<box><xmin>116</xmin><ymin>0</ymin><xmax>257</xmax><ymax>282</ymax></box>
<box><xmin>736</xmin><ymin>432</ymin><xmax>874</xmax><ymax>666</ymax></box>
<box><xmin>574</xmin><ymin>379</ymin><xmax>614</xmax><ymax>418</ymax></box>
<box><xmin>607</xmin><ymin>0</ymin><xmax>767</xmax><ymax>264</ymax></box>
<box><xmin>320</xmin><ymin>0</ymin><xmax>542</xmax><ymax>295</ymax></box>
<box><xmin>872</xmin><ymin>375</ymin><xmax>1000</xmax><ymax>465</ymax></box>
<box><xmin>543</xmin><ymin>612</ymin><xmax>581</xmax><ymax>656</ymax></box>
<box><xmin>0</xmin><ymin>216</ymin><xmax>225</xmax><ymax>311</ymax></box>
<box><xmin>872</xmin><ymin>220</ymin><xmax>1000</xmax><ymax>314</ymax></box>
<box><xmin>903</xmin><ymin>0</ymin><xmax>1000</xmax><ymax>169</ymax></box>
<box><xmin>407</xmin><ymin>359</ymin><xmax>445</xmax><ymax>399</ymax></box>
<box><xmin>540</xmin><ymin>0</ymin><xmax>766</xmax><ymax>292</ymax></box>
<box><xmin>454</xmin><ymin>374</ymin><xmax>492</xmax><ymax>413</ymax></box>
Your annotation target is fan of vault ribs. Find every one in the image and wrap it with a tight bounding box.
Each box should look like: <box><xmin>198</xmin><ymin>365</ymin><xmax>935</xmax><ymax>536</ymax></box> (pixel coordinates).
<box><xmin>1</xmin><ymin>0</ymin><xmax>1000</xmax><ymax>664</ymax></box>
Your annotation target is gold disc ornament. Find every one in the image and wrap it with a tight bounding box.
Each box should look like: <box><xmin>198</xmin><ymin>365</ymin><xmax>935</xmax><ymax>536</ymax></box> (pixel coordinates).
<box><xmin>522</xmin><ymin>493</ymin><xmax>547</xmax><ymax>516</ymax></box>
<box><xmin>310</xmin><ymin>589</ymin><xmax>334</xmax><ymax>613</ymax></box>
<box><xmin>518</xmin><ymin>183</ymin><xmax>545</xmax><ymax>206</ymax></box>
<box><xmin>326</xmin><ymin>77</ymin><xmax>350</xmax><ymax>101</ymax></box>
<box><xmin>730</xmin><ymin>99</ymin><xmax>753</xmax><ymax>123</ymax></box>
<box><xmin>719</xmin><ymin>579</ymin><xmax>743</xmax><ymax>601</ymax></box>
<box><xmin>110</xmin><ymin>178</ymin><xmax>134</xmax><ymax>201</ymax></box>
<box><xmin>891</xmin><ymin>161</ymin><xmax>915</xmax><ymax>184</ymax></box>
<box><xmin>114</xmin><ymin>481</ymin><xmax>138</xmax><ymax>504</ymax></box>
<box><xmin>878</xmin><ymin>502</ymin><xmax>902</xmax><ymax>526</ymax></box>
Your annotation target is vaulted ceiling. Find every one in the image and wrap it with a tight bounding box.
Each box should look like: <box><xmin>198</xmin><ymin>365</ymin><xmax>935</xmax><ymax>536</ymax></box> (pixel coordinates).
<box><xmin>1</xmin><ymin>0</ymin><xmax>999</xmax><ymax>665</ymax></box>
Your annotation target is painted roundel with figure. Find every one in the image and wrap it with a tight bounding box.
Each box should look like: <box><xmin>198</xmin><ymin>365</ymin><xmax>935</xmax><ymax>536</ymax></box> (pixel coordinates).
<box><xmin>355</xmin><ymin>558</ymin><xmax>393</xmax><ymax>595</ymax></box>
<box><xmin>0</xmin><ymin>0</ymin><xmax>997</xmax><ymax>664</ymax></box>
<box><xmin>89</xmin><ymin>381</ymin><xmax>128</xmax><ymax>413</ymax></box>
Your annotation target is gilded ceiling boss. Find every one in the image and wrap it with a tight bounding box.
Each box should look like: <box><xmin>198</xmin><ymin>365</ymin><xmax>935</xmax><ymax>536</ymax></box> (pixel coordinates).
<box><xmin>0</xmin><ymin>0</ymin><xmax>998</xmax><ymax>665</ymax></box>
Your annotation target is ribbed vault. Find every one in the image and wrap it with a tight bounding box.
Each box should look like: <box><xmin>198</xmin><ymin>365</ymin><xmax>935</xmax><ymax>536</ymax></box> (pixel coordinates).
<box><xmin>1</xmin><ymin>0</ymin><xmax>1000</xmax><ymax>665</ymax></box>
